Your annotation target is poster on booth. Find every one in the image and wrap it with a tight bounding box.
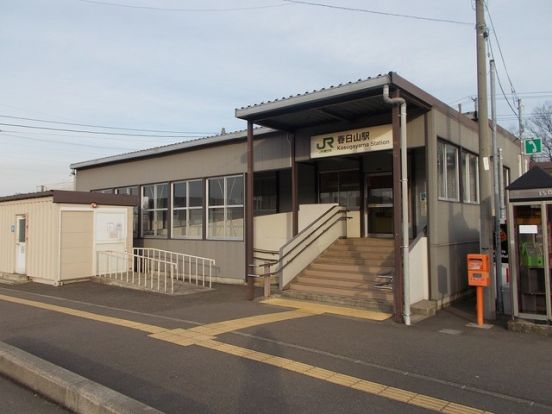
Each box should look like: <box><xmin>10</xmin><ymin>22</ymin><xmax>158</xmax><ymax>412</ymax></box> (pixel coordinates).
<box><xmin>310</xmin><ymin>124</ymin><xmax>393</xmax><ymax>159</ymax></box>
<box><xmin>95</xmin><ymin>212</ymin><xmax>126</xmax><ymax>243</ymax></box>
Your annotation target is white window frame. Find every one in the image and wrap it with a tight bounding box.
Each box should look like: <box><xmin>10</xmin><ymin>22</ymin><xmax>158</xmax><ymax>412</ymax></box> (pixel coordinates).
<box><xmin>171</xmin><ymin>179</ymin><xmax>203</xmax><ymax>239</ymax></box>
<box><xmin>141</xmin><ymin>183</ymin><xmax>168</xmax><ymax>238</ymax></box>
<box><xmin>438</xmin><ymin>140</ymin><xmax>460</xmax><ymax>202</ymax></box>
<box><xmin>206</xmin><ymin>174</ymin><xmax>244</xmax><ymax>240</ymax></box>
<box><xmin>462</xmin><ymin>151</ymin><xmax>480</xmax><ymax>204</ymax></box>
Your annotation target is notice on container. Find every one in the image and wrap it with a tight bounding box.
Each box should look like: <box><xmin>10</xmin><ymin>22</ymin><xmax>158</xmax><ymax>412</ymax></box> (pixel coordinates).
<box><xmin>310</xmin><ymin>124</ymin><xmax>393</xmax><ymax>159</ymax></box>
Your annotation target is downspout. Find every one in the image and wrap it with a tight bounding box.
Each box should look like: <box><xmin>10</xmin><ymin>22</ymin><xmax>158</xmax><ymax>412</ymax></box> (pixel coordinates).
<box><xmin>383</xmin><ymin>84</ymin><xmax>411</xmax><ymax>326</ymax></box>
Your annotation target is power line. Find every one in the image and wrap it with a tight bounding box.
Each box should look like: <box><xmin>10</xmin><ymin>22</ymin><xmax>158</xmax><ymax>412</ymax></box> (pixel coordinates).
<box><xmin>76</xmin><ymin>0</ymin><xmax>290</xmax><ymax>12</ymax></box>
<box><xmin>1</xmin><ymin>132</ymin><xmax>137</xmax><ymax>151</ymax></box>
<box><xmin>0</xmin><ymin>114</ymin><xmax>213</xmax><ymax>135</ymax></box>
<box><xmin>283</xmin><ymin>0</ymin><xmax>473</xmax><ymax>25</ymax></box>
<box><xmin>1</xmin><ymin>129</ymin><xmax>183</xmax><ymax>145</ymax></box>
<box><xmin>486</xmin><ymin>39</ymin><xmax>518</xmax><ymax>117</ymax></box>
<box><xmin>0</xmin><ymin>122</ymin><xmax>207</xmax><ymax>138</ymax></box>
<box><xmin>485</xmin><ymin>3</ymin><xmax>517</xmax><ymax>102</ymax></box>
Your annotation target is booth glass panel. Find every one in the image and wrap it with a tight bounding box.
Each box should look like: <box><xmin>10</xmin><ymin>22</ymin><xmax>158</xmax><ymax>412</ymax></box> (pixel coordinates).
<box><xmin>547</xmin><ymin>205</ymin><xmax>552</xmax><ymax>319</ymax></box>
<box><xmin>514</xmin><ymin>204</ymin><xmax>546</xmax><ymax>315</ymax></box>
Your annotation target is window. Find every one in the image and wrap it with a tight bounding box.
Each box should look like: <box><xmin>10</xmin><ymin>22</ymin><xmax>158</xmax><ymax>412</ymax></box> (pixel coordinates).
<box><xmin>94</xmin><ymin>188</ymin><xmax>114</xmax><ymax>194</ymax></box>
<box><xmin>207</xmin><ymin>175</ymin><xmax>244</xmax><ymax>239</ymax></box>
<box><xmin>116</xmin><ymin>186</ymin><xmax>140</xmax><ymax>238</ymax></box>
<box><xmin>172</xmin><ymin>180</ymin><xmax>203</xmax><ymax>239</ymax></box>
<box><xmin>319</xmin><ymin>170</ymin><xmax>360</xmax><ymax>210</ymax></box>
<box><xmin>461</xmin><ymin>151</ymin><xmax>479</xmax><ymax>203</ymax></box>
<box><xmin>142</xmin><ymin>183</ymin><xmax>168</xmax><ymax>237</ymax></box>
<box><xmin>437</xmin><ymin>140</ymin><xmax>459</xmax><ymax>201</ymax></box>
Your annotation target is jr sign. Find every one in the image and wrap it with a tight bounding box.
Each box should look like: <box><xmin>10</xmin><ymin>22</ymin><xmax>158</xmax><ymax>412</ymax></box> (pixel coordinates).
<box><xmin>311</xmin><ymin>125</ymin><xmax>393</xmax><ymax>159</ymax></box>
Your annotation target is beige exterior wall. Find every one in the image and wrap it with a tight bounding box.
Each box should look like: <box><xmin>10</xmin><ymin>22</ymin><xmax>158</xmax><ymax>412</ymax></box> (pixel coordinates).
<box><xmin>0</xmin><ymin>197</ymin><xmax>59</xmax><ymax>281</ymax></box>
<box><xmin>75</xmin><ymin>134</ymin><xmax>290</xmax><ymax>192</ymax></box>
<box><xmin>60</xmin><ymin>210</ymin><xmax>94</xmax><ymax>280</ymax></box>
<box><xmin>428</xmin><ymin>108</ymin><xmax>522</xmax><ymax>302</ymax></box>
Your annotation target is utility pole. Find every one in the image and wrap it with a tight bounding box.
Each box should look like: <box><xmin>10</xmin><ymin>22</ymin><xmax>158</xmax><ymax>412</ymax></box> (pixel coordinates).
<box><xmin>476</xmin><ymin>0</ymin><xmax>495</xmax><ymax>320</ymax></box>
<box><xmin>518</xmin><ymin>98</ymin><xmax>526</xmax><ymax>174</ymax></box>
<box><xmin>490</xmin><ymin>59</ymin><xmax>503</xmax><ymax>314</ymax></box>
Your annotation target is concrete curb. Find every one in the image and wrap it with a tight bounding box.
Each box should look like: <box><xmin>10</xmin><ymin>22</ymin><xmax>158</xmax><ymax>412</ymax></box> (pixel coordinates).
<box><xmin>0</xmin><ymin>342</ymin><xmax>163</xmax><ymax>414</ymax></box>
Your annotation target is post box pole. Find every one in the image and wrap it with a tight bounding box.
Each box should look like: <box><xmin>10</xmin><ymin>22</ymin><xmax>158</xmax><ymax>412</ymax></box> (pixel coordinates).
<box><xmin>476</xmin><ymin>286</ymin><xmax>484</xmax><ymax>326</ymax></box>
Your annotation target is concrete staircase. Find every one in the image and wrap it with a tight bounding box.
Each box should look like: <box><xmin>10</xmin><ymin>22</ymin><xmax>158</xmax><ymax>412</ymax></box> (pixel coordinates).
<box><xmin>283</xmin><ymin>238</ymin><xmax>395</xmax><ymax>312</ymax></box>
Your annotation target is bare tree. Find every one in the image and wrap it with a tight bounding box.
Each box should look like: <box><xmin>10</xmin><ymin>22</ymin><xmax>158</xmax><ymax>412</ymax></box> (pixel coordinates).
<box><xmin>528</xmin><ymin>101</ymin><xmax>552</xmax><ymax>161</ymax></box>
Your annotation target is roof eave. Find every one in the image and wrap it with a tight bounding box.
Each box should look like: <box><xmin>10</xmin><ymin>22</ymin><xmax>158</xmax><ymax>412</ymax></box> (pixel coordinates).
<box><xmin>235</xmin><ymin>74</ymin><xmax>391</xmax><ymax>120</ymax></box>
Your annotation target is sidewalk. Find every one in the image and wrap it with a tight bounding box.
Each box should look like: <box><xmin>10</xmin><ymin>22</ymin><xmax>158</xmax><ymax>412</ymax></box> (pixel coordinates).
<box><xmin>0</xmin><ymin>282</ymin><xmax>549</xmax><ymax>414</ymax></box>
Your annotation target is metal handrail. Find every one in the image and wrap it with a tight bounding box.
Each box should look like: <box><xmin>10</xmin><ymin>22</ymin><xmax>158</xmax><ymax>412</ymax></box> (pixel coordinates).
<box><xmin>250</xmin><ymin>205</ymin><xmax>348</xmax><ymax>275</ymax></box>
<box><xmin>96</xmin><ymin>250</ymin><xmax>177</xmax><ymax>294</ymax></box>
<box><xmin>133</xmin><ymin>247</ymin><xmax>215</xmax><ymax>288</ymax></box>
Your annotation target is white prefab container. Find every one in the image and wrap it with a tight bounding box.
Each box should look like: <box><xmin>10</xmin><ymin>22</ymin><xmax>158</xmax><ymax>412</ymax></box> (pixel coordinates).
<box><xmin>0</xmin><ymin>190</ymin><xmax>137</xmax><ymax>285</ymax></box>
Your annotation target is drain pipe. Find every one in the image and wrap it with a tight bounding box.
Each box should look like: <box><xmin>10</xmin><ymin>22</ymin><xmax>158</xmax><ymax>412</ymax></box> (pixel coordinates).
<box><xmin>383</xmin><ymin>84</ymin><xmax>411</xmax><ymax>326</ymax></box>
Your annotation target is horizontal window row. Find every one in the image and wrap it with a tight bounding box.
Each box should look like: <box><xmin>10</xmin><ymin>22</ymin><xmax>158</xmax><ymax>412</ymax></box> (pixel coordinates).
<box><xmin>94</xmin><ymin>175</ymin><xmax>244</xmax><ymax>241</ymax></box>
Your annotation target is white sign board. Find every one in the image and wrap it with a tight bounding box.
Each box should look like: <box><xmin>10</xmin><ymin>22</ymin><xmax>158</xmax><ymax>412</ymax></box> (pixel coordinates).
<box><xmin>95</xmin><ymin>211</ymin><xmax>126</xmax><ymax>243</ymax></box>
<box><xmin>519</xmin><ymin>225</ymin><xmax>538</xmax><ymax>234</ymax></box>
<box><xmin>311</xmin><ymin>124</ymin><xmax>393</xmax><ymax>159</ymax></box>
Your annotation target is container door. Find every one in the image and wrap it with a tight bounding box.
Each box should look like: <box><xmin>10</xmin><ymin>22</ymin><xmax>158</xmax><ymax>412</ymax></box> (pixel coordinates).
<box><xmin>15</xmin><ymin>215</ymin><xmax>26</xmax><ymax>274</ymax></box>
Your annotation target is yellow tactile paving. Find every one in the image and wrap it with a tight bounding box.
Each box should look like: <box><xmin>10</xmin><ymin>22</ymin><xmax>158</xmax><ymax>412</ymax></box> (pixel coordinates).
<box><xmin>197</xmin><ymin>339</ymin><xmax>493</xmax><ymax>414</ymax></box>
<box><xmin>0</xmin><ymin>292</ymin><xmax>492</xmax><ymax>414</ymax></box>
<box><xmin>260</xmin><ymin>297</ymin><xmax>392</xmax><ymax>321</ymax></box>
<box><xmin>187</xmin><ymin>309</ymin><xmax>316</xmax><ymax>335</ymax></box>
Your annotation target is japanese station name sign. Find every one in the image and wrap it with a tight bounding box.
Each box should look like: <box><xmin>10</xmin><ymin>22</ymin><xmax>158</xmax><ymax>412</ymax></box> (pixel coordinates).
<box><xmin>310</xmin><ymin>124</ymin><xmax>393</xmax><ymax>159</ymax></box>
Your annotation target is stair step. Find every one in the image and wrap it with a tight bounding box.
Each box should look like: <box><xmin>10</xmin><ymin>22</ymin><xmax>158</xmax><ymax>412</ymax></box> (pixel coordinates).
<box><xmin>312</xmin><ymin>260</ymin><xmax>393</xmax><ymax>270</ymax></box>
<box><xmin>336</xmin><ymin>238</ymin><xmax>394</xmax><ymax>246</ymax></box>
<box><xmin>313</xmin><ymin>258</ymin><xmax>394</xmax><ymax>267</ymax></box>
<box><xmin>326</xmin><ymin>246</ymin><xmax>394</xmax><ymax>255</ymax></box>
<box><xmin>288</xmin><ymin>283</ymin><xmax>394</xmax><ymax>301</ymax></box>
<box><xmin>295</xmin><ymin>276</ymin><xmax>385</xmax><ymax>289</ymax></box>
<box><xmin>302</xmin><ymin>267</ymin><xmax>393</xmax><ymax>280</ymax></box>
<box><xmin>309</xmin><ymin>262</ymin><xmax>394</xmax><ymax>274</ymax></box>
<box><xmin>281</xmin><ymin>290</ymin><xmax>393</xmax><ymax>313</ymax></box>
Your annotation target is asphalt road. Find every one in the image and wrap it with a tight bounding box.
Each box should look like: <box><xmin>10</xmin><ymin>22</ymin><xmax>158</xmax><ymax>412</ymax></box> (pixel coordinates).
<box><xmin>0</xmin><ymin>282</ymin><xmax>550</xmax><ymax>414</ymax></box>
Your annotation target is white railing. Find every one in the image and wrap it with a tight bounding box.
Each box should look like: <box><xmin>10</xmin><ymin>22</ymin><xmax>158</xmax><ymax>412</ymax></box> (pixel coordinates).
<box><xmin>133</xmin><ymin>248</ymin><xmax>215</xmax><ymax>288</ymax></box>
<box><xmin>96</xmin><ymin>250</ymin><xmax>178</xmax><ymax>294</ymax></box>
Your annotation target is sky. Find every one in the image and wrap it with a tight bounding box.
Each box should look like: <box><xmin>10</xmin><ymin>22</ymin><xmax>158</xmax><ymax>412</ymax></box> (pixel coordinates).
<box><xmin>1</xmin><ymin>0</ymin><xmax>551</xmax><ymax>196</ymax></box>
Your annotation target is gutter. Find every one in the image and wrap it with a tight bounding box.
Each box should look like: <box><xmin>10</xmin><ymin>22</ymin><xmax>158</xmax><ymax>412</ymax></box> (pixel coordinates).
<box><xmin>383</xmin><ymin>84</ymin><xmax>411</xmax><ymax>326</ymax></box>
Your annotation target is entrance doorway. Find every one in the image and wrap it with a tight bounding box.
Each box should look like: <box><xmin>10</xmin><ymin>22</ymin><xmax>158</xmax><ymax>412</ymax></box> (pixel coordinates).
<box><xmin>365</xmin><ymin>172</ymin><xmax>393</xmax><ymax>236</ymax></box>
<box><xmin>15</xmin><ymin>215</ymin><xmax>26</xmax><ymax>274</ymax></box>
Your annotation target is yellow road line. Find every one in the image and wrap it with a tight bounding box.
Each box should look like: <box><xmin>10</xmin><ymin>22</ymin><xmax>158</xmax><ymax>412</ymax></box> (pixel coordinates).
<box><xmin>0</xmin><ymin>292</ymin><xmax>492</xmax><ymax>413</ymax></box>
<box><xmin>260</xmin><ymin>297</ymin><xmax>392</xmax><ymax>321</ymax></box>
<box><xmin>0</xmin><ymin>293</ymin><xmax>163</xmax><ymax>333</ymax></box>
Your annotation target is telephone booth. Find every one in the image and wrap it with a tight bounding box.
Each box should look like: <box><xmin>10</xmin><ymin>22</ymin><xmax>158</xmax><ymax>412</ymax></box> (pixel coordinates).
<box><xmin>507</xmin><ymin>167</ymin><xmax>552</xmax><ymax>322</ymax></box>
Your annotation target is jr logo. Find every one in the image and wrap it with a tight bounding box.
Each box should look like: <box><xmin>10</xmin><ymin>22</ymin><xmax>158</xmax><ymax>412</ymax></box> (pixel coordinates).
<box><xmin>316</xmin><ymin>137</ymin><xmax>334</xmax><ymax>151</ymax></box>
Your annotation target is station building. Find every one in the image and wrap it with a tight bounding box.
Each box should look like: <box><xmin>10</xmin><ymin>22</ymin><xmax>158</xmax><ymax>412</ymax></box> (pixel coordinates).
<box><xmin>70</xmin><ymin>72</ymin><xmax>522</xmax><ymax>321</ymax></box>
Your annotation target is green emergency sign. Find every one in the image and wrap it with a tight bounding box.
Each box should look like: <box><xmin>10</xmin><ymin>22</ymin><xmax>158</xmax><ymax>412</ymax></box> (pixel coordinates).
<box><xmin>523</xmin><ymin>138</ymin><xmax>542</xmax><ymax>155</ymax></box>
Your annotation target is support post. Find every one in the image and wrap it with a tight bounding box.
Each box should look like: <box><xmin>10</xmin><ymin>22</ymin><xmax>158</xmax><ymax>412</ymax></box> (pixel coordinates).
<box><xmin>291</xmin><ymin>134</ymin><xmax>299</xmax><ymax>236</ymax></box>
<box><xmin>518</xmin><ymin>98</ymin><xmax>525</xmax><ymax>175</ymax></box>
<box><xmin>490</xmin><ymin>59</ymin><xmax>503</xmax><ymax>314</ymax></box>
<box><xmin>246</xmin><ymin>121</ymin><xmax>255</xmax><ymax>300</ymax></box>
<box><xmin>391</xmin><ymin>92</ymin><xmax>404</xmax><ymax>323</ymax></box>
<box><xmin>476</xmin><ymin>0</ymin><xmax>496</xmax><ymax>319</ymax></box>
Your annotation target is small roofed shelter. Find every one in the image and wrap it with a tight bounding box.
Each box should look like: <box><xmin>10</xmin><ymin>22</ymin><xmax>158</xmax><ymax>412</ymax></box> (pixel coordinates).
<box><xmin>0</xmin><ymin>190</ymin><xmax>138</xmax><ymax>285</ymax></box>
<box><xmin>507</xmin><ymin>166</ymin><xmax>552</xmax><ymax>321</ymax></box>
